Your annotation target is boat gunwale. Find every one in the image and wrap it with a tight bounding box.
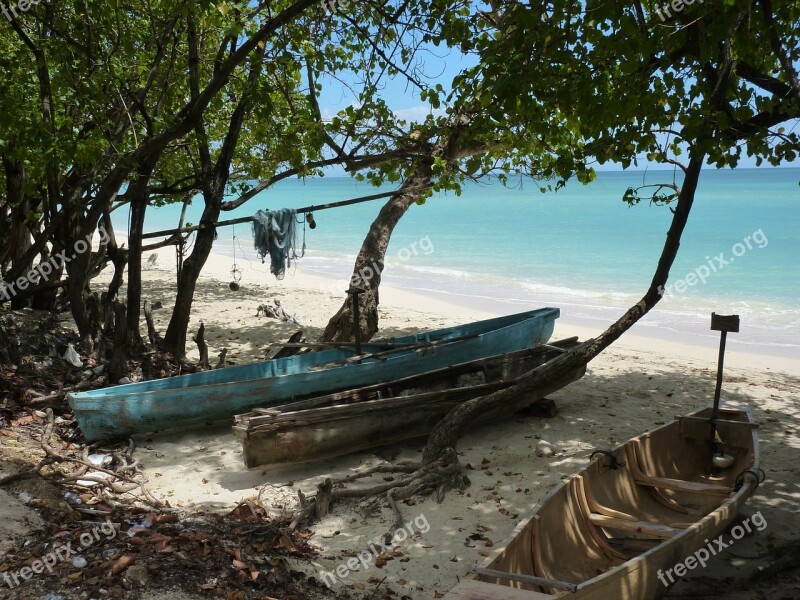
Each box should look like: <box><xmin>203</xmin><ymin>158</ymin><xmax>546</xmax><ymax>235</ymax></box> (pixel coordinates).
<box><xmin>68</xmin><ymin>308</ymin><xmax>560</xmax><ymax>405</ymax></box>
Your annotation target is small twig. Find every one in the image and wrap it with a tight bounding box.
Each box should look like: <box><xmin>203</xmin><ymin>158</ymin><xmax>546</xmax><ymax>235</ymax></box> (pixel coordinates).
<box><xmin>368</xmin><ymin>576</ymin><xmax>388</xmax><ymax>599</ymax></box>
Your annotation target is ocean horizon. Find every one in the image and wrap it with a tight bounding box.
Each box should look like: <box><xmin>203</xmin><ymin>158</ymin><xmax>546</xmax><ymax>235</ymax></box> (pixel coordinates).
<box><xmin>129</xmin><ymin>167</ymin><xmax>800</xmax><ymax>358</ymax></box>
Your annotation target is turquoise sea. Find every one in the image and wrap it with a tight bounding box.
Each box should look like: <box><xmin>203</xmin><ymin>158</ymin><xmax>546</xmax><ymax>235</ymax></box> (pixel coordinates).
<box><xmin>136</xmin><ymin>168</ymin><xmax>800</xmax><ymax>358</ymax></box>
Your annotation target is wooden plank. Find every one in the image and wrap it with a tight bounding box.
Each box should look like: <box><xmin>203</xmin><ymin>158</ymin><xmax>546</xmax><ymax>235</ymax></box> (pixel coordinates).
<box><xmin>240</xmin><ymin>339</ymin><xmax>581</xmax><ymax>427</ymax></box>
<box><xmin>634</xmin><ymin>475</ymin><xmax>732</xmax><ymax>496</ymax></box>
<box><xmin>674</xmin><ymin>415</ymin><xmax>759</xmax><ymax>428</ymax></box>
<box><xmin>253</xmin><ymin>408</ymin><xmax>282</xmax><ymax>416</ymax></box>
<box><xmin>625</xmin><ymin>443</ymin><xmax>733</xmax><ymax>497</ymax></box>
<box><xmin>475</xmin><ymin>568</ymin><xmax>578</xmax><ymax>592</ymax></box>
<box><xmin>444</xmin><ymin>579</ymin><xmax>556</xmax><ymax>599</ymax></box>
<box><xmin>588</xmin><ymin>514</ymin><xmax>681</xmax><ymax>539</ymax></box>
<box><xmin>573</xmin><ymin>476</ymin><xmax>628</xmax><ymax>560</ymax></box>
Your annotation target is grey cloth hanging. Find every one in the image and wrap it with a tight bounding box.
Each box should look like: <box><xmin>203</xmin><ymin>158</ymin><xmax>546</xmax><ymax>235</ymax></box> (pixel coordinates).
<box><xmin>252</xmin><ymin>208</ymin><xmax>301</xmax><ymax>279</ymax></box>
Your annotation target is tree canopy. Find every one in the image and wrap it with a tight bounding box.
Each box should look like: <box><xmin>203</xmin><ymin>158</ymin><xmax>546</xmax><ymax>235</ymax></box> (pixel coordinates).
<box><xmin>1</xmin><ymin>0</ymin><xmax>797</xmax><ymax>368</ymax></box>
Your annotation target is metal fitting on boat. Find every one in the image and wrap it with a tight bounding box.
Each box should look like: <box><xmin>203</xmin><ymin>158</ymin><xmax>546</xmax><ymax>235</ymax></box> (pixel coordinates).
<box><xmin>735</xmin><ymin>467</ymin><xmax>766</xmax><ymax>491</ymax></box>
<box><xmin>589</xmin><ymin>449</ymin><xmax>624</xmax><ymax>470</ymax></box>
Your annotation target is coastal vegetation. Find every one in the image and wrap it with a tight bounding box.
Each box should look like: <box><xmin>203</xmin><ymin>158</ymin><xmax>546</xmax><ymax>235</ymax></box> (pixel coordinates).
<box><xmin>1</xmin><ymin>0</ymin><xmax>798</xmax><ymax>520</ymax></box>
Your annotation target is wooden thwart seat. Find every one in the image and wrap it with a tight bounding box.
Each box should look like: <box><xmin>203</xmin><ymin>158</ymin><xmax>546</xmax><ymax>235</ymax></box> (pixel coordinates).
<box><xmin>587</xmin><ymin>513</ymin><xmax>682</xmax><ymax>539</ymax></box>
<box><xmin>626</xmin><ymin>443</ymin><xmax>733</xmax><ymax>497</ymax></box>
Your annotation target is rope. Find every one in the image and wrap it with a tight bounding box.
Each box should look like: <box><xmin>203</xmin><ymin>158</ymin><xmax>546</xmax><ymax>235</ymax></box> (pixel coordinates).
<box><xmin>735</xmin><ymin>467</ymin><xmax>766</xmax><ymax>492</ymax></box>
<box><xmin>230</xmin><ymin>225</ymin><xmax>242</xmax><ymax>284</ymax></box>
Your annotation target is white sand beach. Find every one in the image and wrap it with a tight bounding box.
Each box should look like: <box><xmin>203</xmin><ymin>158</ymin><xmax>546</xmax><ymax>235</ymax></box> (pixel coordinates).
<box><xmin>78</xmin><ymin>247</ymin><xmax>800</xmax><ymax>598</ymax></box>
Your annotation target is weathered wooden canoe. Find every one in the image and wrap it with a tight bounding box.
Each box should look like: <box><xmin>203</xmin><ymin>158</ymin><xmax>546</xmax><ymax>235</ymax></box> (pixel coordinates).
<box><xmin>445</xmin><ymin>404</ymin><xmax>760</xmax><ymax>600</ymax></box>
<box><xmin>68</xmin><ymin>308</ymin><xmax>559</xmax><ymax>441</ymax></box>
<box><xmin>233</xmin><ymin>338</ymin><xmax>585</xmax><ymax>469</ymax></box>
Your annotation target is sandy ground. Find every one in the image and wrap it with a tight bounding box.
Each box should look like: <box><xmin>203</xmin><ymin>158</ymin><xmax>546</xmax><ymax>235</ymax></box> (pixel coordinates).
<box><xmin>4</xmin><ymin>247</ymin><xmax>799</xmax><ymax>599</ymax></box>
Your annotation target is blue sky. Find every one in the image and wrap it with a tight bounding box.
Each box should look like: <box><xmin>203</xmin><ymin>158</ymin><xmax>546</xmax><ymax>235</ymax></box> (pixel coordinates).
<box><xmin>313</xmin><ymin>22</ymin><xmax>797</xmax><ymax>175</ymax></box>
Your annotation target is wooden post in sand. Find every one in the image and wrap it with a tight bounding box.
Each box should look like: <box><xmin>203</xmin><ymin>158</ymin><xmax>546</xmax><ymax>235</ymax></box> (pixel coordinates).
<box><xmin>708</xmin><ymin>312</ymin><xmax>740</xmax><ymax>469</ymax></box>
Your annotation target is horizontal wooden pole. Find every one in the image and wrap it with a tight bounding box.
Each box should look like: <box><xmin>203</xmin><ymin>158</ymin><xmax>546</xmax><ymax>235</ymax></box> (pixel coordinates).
<box><xmin>675</xmin><ymin>415</ymin><xmax>759</xmax><ymax>428</ymax></box>
<box><xmin>140</xmin><ymin>185</ymin><xmax>432</xmax><ymax>240</ymax></box>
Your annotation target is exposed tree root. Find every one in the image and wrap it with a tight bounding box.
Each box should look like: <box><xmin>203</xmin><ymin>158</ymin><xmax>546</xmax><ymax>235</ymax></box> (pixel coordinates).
<box><xmin>5</xmin><ymin>408</ymin><xmax>165</xmax><ymax>510</ymax></box>
<box><xmin>290</xmin><ymin>448</ymin><xmax>469</xmax><ymax>541</ymax></box>
<box><xmin>25</xmin><ymin>378</ymin><xmax>102</xmax><ymax>406</ymax></box>
<box><xmin>336</xmin><ymin>460</ymin><xmax>419</xmax><ymax>483</ymax></box>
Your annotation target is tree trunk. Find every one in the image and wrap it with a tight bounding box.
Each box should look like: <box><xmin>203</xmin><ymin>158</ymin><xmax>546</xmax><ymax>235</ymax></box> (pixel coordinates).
<box><xmin>321</xmin><ymin>162</ymin><xmax>434</xmax><ymax>342</ymax></box>
<box><xmin>126</xmin><ymin>197</ymin><xmax>146</xmax><ymax>353</ymax></box>
<box><xmin>3</xmin><ymin>157</ymin><xmax>32</xmax><ymax>309</ymax></box>
<box><xmin>321</xmin><ymin>114</ymin><xmax>477</xmax><ymax>343</ymax></box>
<box><xmin>125</xmin><ymin>161</ymin><xmax>157</xmax><ymax>355</ymax></box>
<box><xmin>30</xmin><ymin>244</ymin><xmax>61</xmax><ymax>311</ymax></box>
<box><xmin>63</xmin><ymin>218</ymin><xmax>101</xmax><ymax>350</ymax></box>
<box><xmin>163</xmin><ymin>202</ymin><xmax>222</xmax><ymax>358</ymax></box>
<box><xmin>109</xmin><ymin>300</ymin><xmax>128</xmax><ymax>384</ymax></box>
<box><xmin>101</xmin><ymin>211</ymin><xmax>128</xmax><ymax>308</ymax></box>
<box><xmin>162</xmin><ymin>26</ymin><xmax>262</xmax><ymax>358</ymax></box>
<box><xmin>421</xmin><ymin>153</ymin><xmax>706</xmax><ymax>464</ymax></box>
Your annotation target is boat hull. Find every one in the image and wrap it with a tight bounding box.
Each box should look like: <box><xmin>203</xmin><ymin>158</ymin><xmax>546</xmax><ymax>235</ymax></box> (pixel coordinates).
<box><xmin>445</xmin><ymin>404</ymin><xmax>760</xmax><ymax>600</ymax></box>
<box><xmin>68</xmin><ymin>308</ymin><xmax>559</xmax><ymax>441</ymax></box>
<box><xmin>234</xmin><ymin>339</ymin><xmax>586</xmax><ymax>469</ymax></box>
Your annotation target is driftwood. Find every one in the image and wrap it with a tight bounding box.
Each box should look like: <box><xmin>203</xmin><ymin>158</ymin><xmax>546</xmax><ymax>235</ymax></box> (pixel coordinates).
<box><xmin>143</xmin><ymin>253</ymin><xmax>158</xmax><ymax>270</ymax></box>
<box><xmin>271</xmin><ymin>330</ymin><xmax>305</xmax><ymax>360</ymax></box>
<box><xmin>256</xmin><ymin>299</ymin><xmax>300</xmax><ymax>325</ymax></box>
<box><xmin>1</xmin><ymin>409</ymin><xmax>163</xmax><ymax>508</ymax></box>
<box><xmin>26</xmin><ymin>379</ymin><xmax>100</xmax><ymax>407</ymax></box>
<box><xmin>215</xmin><ymin>348</ymin><xmax>228</xmax><ymax>369</ymax></box>
<box><xmin>289</xmin><ymin>449</ymin><xmax>467</xmax><ymax>540</ymax></box>
<box><xmin>143</xmin><ymin>298</ymin><xmax>163</xmax><ymax>348</ymax></box>
<box><xmin>194</xmin><ymin>322</ymin><xmax>209</xmax><ymax>369</ymax></box>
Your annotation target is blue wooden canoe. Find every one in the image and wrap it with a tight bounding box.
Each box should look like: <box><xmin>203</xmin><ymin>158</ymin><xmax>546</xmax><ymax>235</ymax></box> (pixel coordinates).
<box><xmin>68</xmin><ymin>308</ymin><xmax>559</xmax><ymax>441</ymax></box>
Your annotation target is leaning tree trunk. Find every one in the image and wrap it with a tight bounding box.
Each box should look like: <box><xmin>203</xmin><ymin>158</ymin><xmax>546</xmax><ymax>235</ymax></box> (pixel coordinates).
<box><xmin>125</xmin><ymin>160</ymin><xmax>158</xmax><ymax>355</ymax></box>
<box><xmin>322</xmin><ymin>115</ymin><xmax>477</xmax><ymax>342</ymax></box>
<box><xmin>162</xmin><ymin>26</ymin><xmax>263</xmax><ymax>359</ymax></box>
<box><xmin>421</xmin><ymin>153</ymin><xmax>706</xmax><ymax>464</ymax></box>
<box><xmin>163</xmin><ymin>200</ymin><xmax>222</xmax><ymax>358</ymax></box>
<box><xmin>321</xmin><ymin>161</ymin><xmax>434</xmax><ymax>342</ymax></box>
<box><xmin>420</xmin><ymin>36</ymin><xmax>743</xmax><ymax>466</ymax></box>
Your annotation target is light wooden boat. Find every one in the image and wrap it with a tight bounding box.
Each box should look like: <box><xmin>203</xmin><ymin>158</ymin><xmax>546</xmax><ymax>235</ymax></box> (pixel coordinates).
<box><xmin>68</xmin><ymin>308</ymin><xmax>559</xmax><ymax>441</ymax></box>
<box><xmin>445</xmin><ymin>404</ymin><xmax>760</xmax><ymax>600</ymax></box>
<box><xmin>233</xmin><ymin>338</ymin><xmax>586</xmax><ymax>469</ymax></box>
